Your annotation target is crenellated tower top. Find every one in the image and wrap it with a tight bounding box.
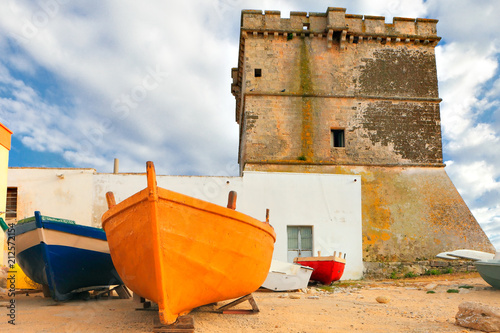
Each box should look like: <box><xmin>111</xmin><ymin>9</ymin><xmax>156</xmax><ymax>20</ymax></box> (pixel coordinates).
<box><xmin>232</xmin><ymin>8</ymin><xmax>441</xmax><ymax>122</ymax></box>
<box><xmin>240</xmin><ymin>8</ymin><xmax>440</xmax><ymax>49</ymax></box>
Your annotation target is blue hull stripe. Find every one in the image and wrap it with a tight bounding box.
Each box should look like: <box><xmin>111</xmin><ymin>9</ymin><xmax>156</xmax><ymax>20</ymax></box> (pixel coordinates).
<box><xmin>17</xmin><ymin>244</ymin><xmax>122</xmax><ymax>301</ymax></box>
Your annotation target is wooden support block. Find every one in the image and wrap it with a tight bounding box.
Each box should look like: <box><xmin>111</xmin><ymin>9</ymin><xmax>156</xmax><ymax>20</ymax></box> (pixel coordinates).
<box><xmin>42</xmin><ymin>284</ymin><xmax>51</xmax><ymax>298</ymax></box>
<box><xmin>93</xmin><ymin>287</ymin><xmax>111</xmax><ymax>298</ymax></box>
<box><xmin>153</xmin><ymin>315</ymin><xmax>194</xmax><ymax>333</ymax></box>
<box><xmin>133</xmin><ymin>292</ymin><xmax>143</xmax><ymax>303</ymax></box>
<box><xmin>114</xmin><ymin>285</ymin><xmax>132</xmax><ymax>299</ymax></box>
<box><xmin>215</xmin><ymin>293</ymin><xmax>259</xmax><ymax>314</ymax></box>
<box><xmin>15</xmin><ymin>289</ymin><xmax>42</xmax><ymax>295</ymax></box>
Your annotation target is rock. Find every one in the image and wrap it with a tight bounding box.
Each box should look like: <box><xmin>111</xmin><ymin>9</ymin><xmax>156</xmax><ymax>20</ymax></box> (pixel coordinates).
<box><xmin>455</xmin><ymin>301</ymin><xmax>500</xmax><ymax>332</ymax></box>
<box><xmin>376</xmin><ymin>296</ymin><xmax>390</xmax><ymax>304</ymax></box>
<box><xmin>278</xmin><ymin>293</ymin><xmax>289</xmax><ymax>298</ymax></box>
<box><xmin>289</xmin><ymin>294</ymin><xmax>301</xmax><ymax>299</ymax></box>
<box><xmin>306</xmin><ymin>296</ymin><xmax>319</xmax><ymax>299</ymax></box>
<box><xmin>424</xmin><ymin>283</ymin><xmax>437</xmax><ymax>291</ymax></box>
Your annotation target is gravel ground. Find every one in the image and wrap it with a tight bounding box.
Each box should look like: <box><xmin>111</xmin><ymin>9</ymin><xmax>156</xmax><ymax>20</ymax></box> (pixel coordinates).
<box><xmin>1</xmin><ymin>272</ymin><xmax>498</xmax><ymax>333</ymax></box>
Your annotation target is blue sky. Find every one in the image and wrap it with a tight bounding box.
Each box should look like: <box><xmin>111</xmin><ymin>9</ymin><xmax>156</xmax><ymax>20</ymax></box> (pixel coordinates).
<box><xmin>0</xmin><ymin>0</ymin><xmax>499</xmax><ymax>250</ymax></box>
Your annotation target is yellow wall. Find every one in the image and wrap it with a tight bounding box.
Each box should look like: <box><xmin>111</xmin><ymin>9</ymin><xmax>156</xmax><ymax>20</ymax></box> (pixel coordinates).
<box><xmin>0</xmin><ymin>122</ymin><xmax>12</xmax><ymax>266</ymax></box>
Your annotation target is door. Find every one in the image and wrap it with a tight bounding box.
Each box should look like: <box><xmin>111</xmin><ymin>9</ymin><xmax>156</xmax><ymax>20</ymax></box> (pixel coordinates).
<box><xmin>287</xmin><ymin>226</ymin><xmax>313</xmax><ymax>263</ymax></box>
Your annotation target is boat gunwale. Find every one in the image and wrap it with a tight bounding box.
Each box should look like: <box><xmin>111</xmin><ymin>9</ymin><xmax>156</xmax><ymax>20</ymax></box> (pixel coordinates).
<box><xmin>101</xmin><ymin>187</ymin><xmax>276</xmax><ymax>241</ymax></box>
<box><xmin>16</xmin><ymin>214</ymin><xmax>107</xmax><ymax>241</ymax></box>
<box><xmin>295</xmin><ymin>256</ymin><xmax>346</xmax><ymax>264</ymax></box>
<box><xmin>475</xmin><ymin>260</ymin><xmax>500</xmax><ymax>266</ymax></box>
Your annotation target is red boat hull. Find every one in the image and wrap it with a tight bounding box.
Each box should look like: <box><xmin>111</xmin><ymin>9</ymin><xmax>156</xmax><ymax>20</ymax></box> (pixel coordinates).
<box><xmin>294</xmin><ymin>257</ymin><xmax>345</xmax><ymax>285</ymax></box>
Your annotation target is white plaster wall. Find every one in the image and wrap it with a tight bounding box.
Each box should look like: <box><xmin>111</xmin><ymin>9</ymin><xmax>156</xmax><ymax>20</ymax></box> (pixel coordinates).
<box><xmin>7</xmin><ymin>167</ymin><xmax>363</xmax><ymax>279</ymax></box>
<box><xmin>94</xmin><ymin>170</ymin><xmax>363</xmax><ymax>279</ymax></box>
<box><xmin>240</xmin><ymin>172</ymin><xmax>362</xmax><ymax>280</ymax></box>
<box><xmin>7</xmin><ymin>168</ymin><xmax>96</xmax><ymax>225</ymax></box>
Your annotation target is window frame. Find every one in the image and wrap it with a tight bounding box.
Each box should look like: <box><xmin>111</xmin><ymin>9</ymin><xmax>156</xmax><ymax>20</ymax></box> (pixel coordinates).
<box><xmin>331</xmin><ymin>129</ymin><xmax>345</xmax><ymax>148</ymax></box>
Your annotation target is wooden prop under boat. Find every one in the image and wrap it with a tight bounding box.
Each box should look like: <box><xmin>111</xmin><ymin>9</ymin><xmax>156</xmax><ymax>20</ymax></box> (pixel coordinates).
<box><xmin>11</xmin><ymin>212</ymin><xmax>122</xmax><ymax>301</ymax></box>
<box><xmin>294</xmin><ymin>251</ymin><xmax>346</xmax><ymax>285</ymax></box>
<box><xmin>101</xmin><ymin>161</ymin><xmax>276</xmax><ymax>324</ymax></box>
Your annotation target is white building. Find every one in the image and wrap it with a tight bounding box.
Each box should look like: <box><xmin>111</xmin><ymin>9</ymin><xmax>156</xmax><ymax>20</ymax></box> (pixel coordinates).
<box><xmin>7</xmin><ymin>167</ymin><xmax>363</xmax><ymax>279</ymax></box>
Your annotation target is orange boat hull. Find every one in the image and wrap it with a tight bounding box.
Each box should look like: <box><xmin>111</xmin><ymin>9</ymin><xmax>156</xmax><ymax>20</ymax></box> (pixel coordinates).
<box><xmin>102</xmin><ymin>162</ymin><xmax>276</xmax><ymax>324</ymax></box>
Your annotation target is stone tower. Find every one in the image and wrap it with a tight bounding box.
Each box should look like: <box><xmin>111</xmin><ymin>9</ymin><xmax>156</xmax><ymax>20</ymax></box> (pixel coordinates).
<box><xmin>231</xmin><ymin>7</ymin><xmax>495</xmax><ymax>262</ymax></box>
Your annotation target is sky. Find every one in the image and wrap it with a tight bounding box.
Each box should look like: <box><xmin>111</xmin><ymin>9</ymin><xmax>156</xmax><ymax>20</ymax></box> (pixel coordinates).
<box><xmin>0</xmin><ymin>0</ymin><xmax>499</xmax><ymax>250</ymax></box>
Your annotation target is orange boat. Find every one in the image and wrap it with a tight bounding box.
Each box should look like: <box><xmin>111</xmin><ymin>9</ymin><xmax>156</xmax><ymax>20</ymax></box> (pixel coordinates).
<box><xmin>101</xmin><ymin>162</ymin><xmax>276</xmax><ymax>325</ymax></box>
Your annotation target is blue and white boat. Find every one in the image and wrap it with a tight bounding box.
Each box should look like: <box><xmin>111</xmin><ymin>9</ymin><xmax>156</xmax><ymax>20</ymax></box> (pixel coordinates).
<box><xmin>12</xmin><ymin>211</ymin><xmax>123</xmax><ymax>301</ymax></box>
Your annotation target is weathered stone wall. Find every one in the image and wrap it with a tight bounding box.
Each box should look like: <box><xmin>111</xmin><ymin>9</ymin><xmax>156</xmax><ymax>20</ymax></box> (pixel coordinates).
<box><xmin>232</xmin><ymin>7</ymin><xmax>495</xmax><ymax>263</ymax></box>
<box><xmin>237</xmin><ymin>15</ymin><xmax>441</xmax><ymax>168</ymax></box>
<box><xmin>242</xmin><ymin>163</ymin><xmax>496</xmax><ymax>261</ymax></box>
<box><xmin>363</xmin><ymin>260</ymin><xmax>477</xmax><ymax>280</ymax></box>
<box><xmin>242</xmin><ymin>96</ymin><xmax>443</xmax><ymax>166</ymax></box>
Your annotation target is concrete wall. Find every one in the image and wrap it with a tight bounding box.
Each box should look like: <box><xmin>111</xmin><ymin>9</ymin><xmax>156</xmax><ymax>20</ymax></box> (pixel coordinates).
<box><xmin>7</xmin><ymin>168</ymin><xmax>96</xmax><ymax>225</ymax></box>
<box><xmin>8</xmin><ymin>168</ymin><xmax>363</xmax><ymax>279</ymax></box>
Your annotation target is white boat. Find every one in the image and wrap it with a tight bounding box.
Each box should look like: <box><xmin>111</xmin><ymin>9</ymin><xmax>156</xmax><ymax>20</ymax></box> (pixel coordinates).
<box><xmin>261</xmin><ymin>260</ymin><xmax>313</xmax><ymax>291</ymax></box>
<box><xmin>436</xmin><ymin>249</ymin><xmax>496</xmax><ymax>261</ymax></box>
<box><xmin>475</xmin><ymin>260</ymin><xmax>500</xmax><ymax>289</ymax></box>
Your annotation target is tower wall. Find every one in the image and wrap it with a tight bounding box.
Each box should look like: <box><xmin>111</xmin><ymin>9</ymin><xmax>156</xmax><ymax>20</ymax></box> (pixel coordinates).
<box><xmin>232</xmin><ymin>8</ymin><xmax>495</xmax><ymax>262</ymax></box>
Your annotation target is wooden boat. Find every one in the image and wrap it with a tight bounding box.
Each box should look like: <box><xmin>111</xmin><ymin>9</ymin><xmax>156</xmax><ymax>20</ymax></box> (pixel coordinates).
<box><xmin>294</xmin><ymin>251</ymin><xmax>346</xmax><ymax>285</ymax></box>
<box><xmin>436</xmin><ymin>249</ymin><xmax>496</xmax><ymax>261</ymax></box>
<box><xmin>261</xmin><ymin>259</ymin><xmax>314</xmax><ymax>291</ymax></box>
<box><xmin>11</xmin><ymin>212</ymin><xmax>123</xmax><ymax>301</ymax></box>
<box><xmin>474</xmin><ymin>260</ymin><xmax>500</xmax><ymax>289</ymax></box>
<box><xmin>101</xmin><ymin>161</ymin><xmax>276</xmax><ymax>325</ymax></box>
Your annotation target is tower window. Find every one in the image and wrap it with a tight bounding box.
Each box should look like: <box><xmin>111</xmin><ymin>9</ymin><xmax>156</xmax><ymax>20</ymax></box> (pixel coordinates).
<box><xmin>331</xmin><ymin>129</ymin><xmax>345</xmax><ymax>148</ymax></box>
<box><xmin>302</xmin><ymin>23</ymin><xmax>310</xmax><ymax>30</ymax></box>
<box><xmin>254</xmin><ymin>68</ymin><xmax>262</xmax><ymax>77</ymax></box>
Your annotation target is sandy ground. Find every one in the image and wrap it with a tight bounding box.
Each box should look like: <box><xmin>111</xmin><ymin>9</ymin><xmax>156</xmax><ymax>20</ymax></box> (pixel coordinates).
<box><xmin>1</xmin><ymin>272</ymin><xmax>499</xmax><ymax>333</ymax></box>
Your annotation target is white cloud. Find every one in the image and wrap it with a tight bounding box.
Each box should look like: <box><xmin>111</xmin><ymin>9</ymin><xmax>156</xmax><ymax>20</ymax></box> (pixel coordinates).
<box><xmin>0</xmin><ymin>0</ymin><xmax>243</xmax><ymax>175</ymax></box>
<box><xmin>446</xmin><ymin>160</ymin><xmax>499</xmax><ymax>199</ymax></box>
<box><xmin>436</xmin><ymin>43</ymin><xmax>498</xmax><ymax>141</ymax></box>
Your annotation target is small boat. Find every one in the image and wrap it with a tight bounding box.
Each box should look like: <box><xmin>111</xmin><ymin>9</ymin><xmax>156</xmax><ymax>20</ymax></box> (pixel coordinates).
<box><xmin>436</xmin><ymin>249</ymin><xmax>496</xmax><ymax>261</ymax></box>
<box><xmin>10</xmin><ymin>212</ymin><xmax>123</xmax><ymax>301</ymax></box>
<box><xmin>475</xmin><ymin>260</ymin><xmax>500</xmax><ymax>289</ymax></box>
<box><xmin>294</xmin><ymin>251</ymin><xmax>346</xmax><ymax>285</ymax></box>
<box><xmin>101</xmin><ymin>161</ymin><xmax>276</xmax><ymax>325</ymax></box>
<box><xmin>261</xmin><ymin>259</ymin><xmax>314</xmax><ymax>291</ymax></box>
